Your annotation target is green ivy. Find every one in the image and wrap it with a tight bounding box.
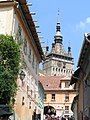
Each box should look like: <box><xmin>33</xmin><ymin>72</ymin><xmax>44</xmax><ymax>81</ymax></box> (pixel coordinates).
<box><xmin>0</xmin><ymin>35</ymin><xmax>20</xmax><ymax>107</ymax></box>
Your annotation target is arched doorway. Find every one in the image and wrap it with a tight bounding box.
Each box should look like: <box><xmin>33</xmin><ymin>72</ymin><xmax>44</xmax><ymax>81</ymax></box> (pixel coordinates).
<box><xmin>44</xmin><ymin>106</ymin><xmax>56</xmax><ymax>119</ymax></box>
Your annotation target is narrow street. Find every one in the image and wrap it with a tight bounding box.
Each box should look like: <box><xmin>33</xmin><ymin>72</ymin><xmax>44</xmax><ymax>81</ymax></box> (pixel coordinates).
<box><xmin>0</xmin><ymin>0</ymin><xmax>90</xmax><ymax>120</ymax></box>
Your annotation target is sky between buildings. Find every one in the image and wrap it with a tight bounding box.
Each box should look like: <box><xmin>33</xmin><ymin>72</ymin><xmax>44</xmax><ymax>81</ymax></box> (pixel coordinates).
<box><xmin>28</xmin><ymin>0</ymin><xmax>90</xmax><ymax>69</ymax></box>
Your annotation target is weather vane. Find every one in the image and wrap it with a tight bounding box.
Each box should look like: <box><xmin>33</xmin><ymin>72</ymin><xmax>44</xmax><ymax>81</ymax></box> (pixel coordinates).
<box><xmin>58</xmin><ymin>9</ymin><xmax>59</xmax><ymax>16</ymax></box>
<box><xmin>57</xmin><ymin>8</ymin><xmax>62</xmax><ymax>23</ymax></box>
<box><xmin>57</xmin><ymin>9</ymin><xmax>60</xmax><ymax>22</ymax></box>
<box><xmin>68</xmin><ymin>40</ymin><xmax>71</xmax><ymax>47</ymax></box>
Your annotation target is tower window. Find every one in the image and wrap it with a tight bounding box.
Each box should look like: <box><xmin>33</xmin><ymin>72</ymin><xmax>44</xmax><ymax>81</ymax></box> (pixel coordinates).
<box><xmin>56</xmin><ymin>68</ymin><xmax>58</xmax><ymax>71</ymax></box>
<box><xmin>61</xmin><ymin>69</ymin><xmax>63</xmax><ymax>72</ymax></box>
<box><xmin>63</xmin><ymin>62</ymin><xmax>66</xmax><ymax>68</ymax></box>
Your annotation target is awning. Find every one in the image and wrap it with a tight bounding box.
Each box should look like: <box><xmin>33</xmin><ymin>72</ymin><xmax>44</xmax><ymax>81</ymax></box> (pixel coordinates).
<box><xmin>70</xmin><ymin>67</ymin><xmax>81</xmax><ymax>85</ymax></box>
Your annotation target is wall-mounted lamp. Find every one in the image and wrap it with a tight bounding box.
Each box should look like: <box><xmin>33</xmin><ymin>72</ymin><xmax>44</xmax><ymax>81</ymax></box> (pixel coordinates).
<box><xmin>20</xmin><ymin>70</ymin><xmax>26</xmax><ymax>81</ymax></box>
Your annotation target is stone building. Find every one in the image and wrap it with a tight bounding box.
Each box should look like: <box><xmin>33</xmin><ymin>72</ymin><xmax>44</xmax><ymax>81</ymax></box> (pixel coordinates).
<box><xmin>0</xmin><ymin>0</ymin><xmax>44</xmax><ymax>120</ymax></box>
<box><xmin>40</xmin><ymin>20</ymin><xmax>76</xmax><ymax>119</ymax></box>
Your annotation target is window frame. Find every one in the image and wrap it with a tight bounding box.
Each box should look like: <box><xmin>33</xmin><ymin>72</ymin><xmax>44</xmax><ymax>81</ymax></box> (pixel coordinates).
<box><xmin>65</xmin><ymin>93</ymin><xmax>69</xmax><ymax>102</ymax></box>
<box><xmin>65</xmin><ymin>81</ymin><xmax>70</xmax><ymax>88</ymax></box>
<box><xmin>51</xmin><ymin>94</ymin><xmax>55</xmax><ymax>101</ymax></box>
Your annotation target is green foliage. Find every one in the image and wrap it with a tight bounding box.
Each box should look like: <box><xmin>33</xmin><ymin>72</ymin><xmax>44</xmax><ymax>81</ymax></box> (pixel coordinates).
<box><xmin>0</xmin><ymin>35</ymin><xmax>20</xmax><ymax>106</ymax></box>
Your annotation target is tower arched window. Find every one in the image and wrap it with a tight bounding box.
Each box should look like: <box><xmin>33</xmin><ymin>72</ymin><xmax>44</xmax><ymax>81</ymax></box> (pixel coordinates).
<box><xmin>61</xmin><ymin>69</ymin><xmax>63</xmax><ymax>72</ymax></box>
<box><xmin>56</xmin><ymin>68</ymin><xmax>58</xmax><ymax>71</ymax></box>
<box><xmin>63</xmin><ymin>62</ymin><xmax>66</xmax><ymax>68</ymax></box>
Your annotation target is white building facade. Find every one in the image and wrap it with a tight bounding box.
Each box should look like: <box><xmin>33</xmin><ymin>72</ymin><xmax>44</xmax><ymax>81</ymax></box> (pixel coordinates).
<box><xmin>0</xmin><ymin>0</ymin><xmax>44</xmax><ymax>120</ymax></box>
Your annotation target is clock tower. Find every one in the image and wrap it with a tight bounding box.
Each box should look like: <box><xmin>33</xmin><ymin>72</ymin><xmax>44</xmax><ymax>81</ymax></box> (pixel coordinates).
<box><xmin>43</xmin><ymin>21</ymin><xmax>74</xmax><ymax>77</ymax></box>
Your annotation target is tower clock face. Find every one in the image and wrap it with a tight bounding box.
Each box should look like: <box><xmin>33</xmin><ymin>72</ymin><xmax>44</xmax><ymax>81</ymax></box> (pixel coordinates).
<box><xmin>57</xmin><ymin>61</ymin><xmax>62</xmax><ymax>67</ymax></box>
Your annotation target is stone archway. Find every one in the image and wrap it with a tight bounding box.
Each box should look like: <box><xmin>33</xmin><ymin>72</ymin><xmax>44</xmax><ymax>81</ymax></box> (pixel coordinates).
<box><xmin>44</xmin><ymin>105</ymin><xmax>56</xmax><ymax>117</ymax></box>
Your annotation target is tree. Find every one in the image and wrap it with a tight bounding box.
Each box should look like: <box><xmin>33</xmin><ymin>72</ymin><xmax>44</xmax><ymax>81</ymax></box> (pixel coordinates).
<box><xmin>0</xmin><ymin>35</ymin><xmax>20</xmax><ymax>107</ymax></box>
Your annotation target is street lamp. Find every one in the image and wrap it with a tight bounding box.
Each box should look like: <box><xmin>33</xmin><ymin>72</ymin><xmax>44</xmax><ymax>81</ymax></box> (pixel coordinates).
<box><xmin>19</xmin><ymin>70</ymin><xmax>26</xmax><ymax>81</ymax></box>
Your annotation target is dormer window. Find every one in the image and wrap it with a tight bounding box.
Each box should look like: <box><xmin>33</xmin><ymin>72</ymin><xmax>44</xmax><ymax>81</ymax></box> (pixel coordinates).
<box><xmin>65</xmin><ymin>81</ymin><xmax>69</xmax><ymax>88</ymax></box>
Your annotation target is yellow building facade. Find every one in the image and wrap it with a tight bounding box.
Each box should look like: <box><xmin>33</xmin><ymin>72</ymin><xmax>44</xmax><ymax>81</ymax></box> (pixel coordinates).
<box><xmin>40</xmin><ymin>76</ymin><xmax>76</xmax><ymax>119</ymax></box>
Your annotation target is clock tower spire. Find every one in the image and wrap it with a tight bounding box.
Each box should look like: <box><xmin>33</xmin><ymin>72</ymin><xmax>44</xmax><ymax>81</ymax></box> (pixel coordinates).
<box><xmin>43</xmin><ymin>12</ymin><xmax>74</xmax><ymax>77</ymax></box>
<box><xmin>54</xmin><ymin>10</ymin><xmax>63</xmax><ymax>44</ymax></box>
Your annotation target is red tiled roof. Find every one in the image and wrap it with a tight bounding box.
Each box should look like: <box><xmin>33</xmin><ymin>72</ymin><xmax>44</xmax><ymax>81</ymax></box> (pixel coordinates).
<box><xmin>39</xmin><ymin>76</ymin><xmax>66</xmax><ymax>91</ymax></box>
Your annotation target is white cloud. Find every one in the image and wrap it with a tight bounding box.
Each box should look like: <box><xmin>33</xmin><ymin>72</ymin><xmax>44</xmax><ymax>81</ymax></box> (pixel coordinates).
<box><xmin>76</xmin><ymin>17</ymin><xmax>90</xmax><ymax>31</ymax></box>
<box><xmin>86</xmin><ymin>17</ymin><xmax>90</xmax><ymax>24</ymax></box>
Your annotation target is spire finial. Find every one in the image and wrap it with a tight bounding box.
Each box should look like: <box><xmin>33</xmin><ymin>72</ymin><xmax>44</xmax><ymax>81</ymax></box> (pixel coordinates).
<box><xmin>56</xmin><ymin>9</ymin><xmax>61</xmax><ymax>32</ymax></box>
<box><xmin>57</xmin><ymin>8</ymin><xmax>60</xmax><ymax>23</ymax></box>
<box><xmin>68</xmin><ymin>40</ymin><xmax>71</xmax><ymax>53</ymax></box>
<box><xmin>54</xmin><ymin>9</ymin><xmax>63</xmax><ymax>44</ymax></box>
<box><xmin>68</xmin><ymin>40</ymin><xmax>70</xmax><ymax>47</ymax></box>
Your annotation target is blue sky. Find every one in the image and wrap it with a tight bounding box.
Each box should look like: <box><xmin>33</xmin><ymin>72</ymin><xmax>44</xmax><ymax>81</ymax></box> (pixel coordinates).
<box><xmin>28</xmin><ymin>0</ymin><xmax>90</xmax><ymax>69</ymax></box>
